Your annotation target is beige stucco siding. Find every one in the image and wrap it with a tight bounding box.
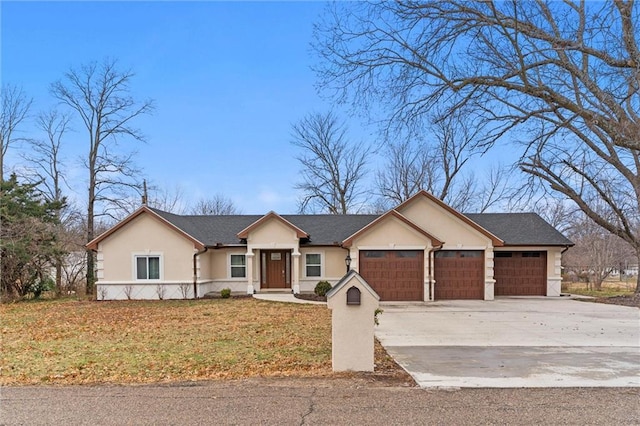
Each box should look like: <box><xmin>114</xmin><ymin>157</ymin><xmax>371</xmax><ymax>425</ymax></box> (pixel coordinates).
<box><xmin>209</xmin><ymin>249</ymin><xmax>228</xmax><ymax>279</ymax></box>
<box><xmin>350</xmin><ymin>216</ymin><xmax>431</xmax><ymax>248</ymax></box>
<box><xmin>206</xmin><ymin>248</ymin><xmax>249</xmax><ymax>280</ymax></box>
<box><xmin>247</xmin><ymin>219</ymin><xmax>299</xmax><ymax>246</ymax></box>
<box><xmin>398</xmin><ymin>196</ymin><xmax>491</xmax><ymax>247</ymax></box>
<box><xmin>99</xmin><ymin>213</ymin><xmax>195</xmax><ymax>282</ymax></box>
<box><xmin>323</xmin><ymin>247</ymin><xmax>350</xmax><ymax>278</ymax></box>
<box><xmin>198</xmin><ymin>251</ymin><xmax>211</xmax><ymax>281</ymax></box>
<box><xmin>299</xmin><ymin>246</ymin><xmax>349</xmax><ymax>279</ymax></box>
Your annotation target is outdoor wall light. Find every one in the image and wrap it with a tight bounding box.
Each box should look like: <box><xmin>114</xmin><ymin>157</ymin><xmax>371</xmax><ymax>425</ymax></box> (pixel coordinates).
<box><xmin>345</xmin><ymin>254</ymin><xmax>352</xmax><ymax>273</ymax></box>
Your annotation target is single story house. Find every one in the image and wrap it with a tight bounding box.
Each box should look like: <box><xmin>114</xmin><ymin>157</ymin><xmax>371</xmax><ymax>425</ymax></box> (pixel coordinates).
<box><xmin>87</xmin><ymin>190</ymin><xmax>573</xmax><ymax>301</ymax></box>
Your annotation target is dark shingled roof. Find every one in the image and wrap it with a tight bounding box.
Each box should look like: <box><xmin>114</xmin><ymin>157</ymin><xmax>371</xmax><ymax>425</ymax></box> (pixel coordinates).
<box><xmin>280</xmin><ymin>215</ymin><xmax>380</xmax><ymax>245</ymax></box>
<box><xmin>465</xmin><ymin>213</ymin><xmax>573</xmax><ymax>246</ymax></box>
<box><xmin>150</xmin><ymin>208</ymin><xmax>378</xmax><ymax>246</ymax></box>
<box><xmin>149</xmin><ymin>208</ymin><xmax>571</xmax><ymax>247</ymax></box>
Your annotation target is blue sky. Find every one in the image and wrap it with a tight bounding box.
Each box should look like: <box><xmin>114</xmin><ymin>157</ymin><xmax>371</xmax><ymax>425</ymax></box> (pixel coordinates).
<box><xmin>2</xmin><ymin>1</ymin><xmax>379</xmax><ymax>214</ymax></box>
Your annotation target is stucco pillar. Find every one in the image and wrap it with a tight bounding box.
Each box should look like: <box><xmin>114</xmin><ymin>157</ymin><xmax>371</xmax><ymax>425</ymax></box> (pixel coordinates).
<box><xmin>349</xmin><ymin>248</ymin><xmax>358</xmax><ymax>272</ymax></box>
<box><xmin>327</xmin><ymin>271</ymin><xmax>379</xmax><ymax>372</ymax></box>
<box><xmin>484</xmin><ymin>248</ymin><xmax>495</xmax><ymax>301</ymax></box>
<box><xmin>96</xmin><ymin>248</ymin><xmax>104</xmax><ymax>280</ymax></box>
<box><xmin>547</xmin><ymin>250</ymin><xmax>563</xmax><ymax>296</ymax></box>
<box><xmin>246</xmin><ymin>252</ymin><xmax>255</xmax><ymax>294</ymax></box>
<box><xmin>292</xmin><ymin>252</ymin><xmax>300</xmax><ymax>294</ymax></box>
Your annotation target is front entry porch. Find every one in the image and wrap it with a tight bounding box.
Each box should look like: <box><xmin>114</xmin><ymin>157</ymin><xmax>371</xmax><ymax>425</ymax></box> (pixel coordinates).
<box><xmin>246</xmin><ymin>248</ymin><xmax>301</xmax><ymax>295</ymax></box>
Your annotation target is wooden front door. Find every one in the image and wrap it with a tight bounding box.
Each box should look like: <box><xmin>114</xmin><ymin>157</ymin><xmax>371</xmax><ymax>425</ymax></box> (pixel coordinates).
<box><xmin>261</xmin><ymin>250</ymin><xmax>290</xmax><ymax>289</ymax></box>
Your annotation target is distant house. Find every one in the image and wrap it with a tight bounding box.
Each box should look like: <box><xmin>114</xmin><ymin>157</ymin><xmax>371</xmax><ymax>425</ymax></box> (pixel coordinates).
<box><xmin>87</xmin><ymin>190</ymin><xmax>573</xmax><ymax>301</ymax></box>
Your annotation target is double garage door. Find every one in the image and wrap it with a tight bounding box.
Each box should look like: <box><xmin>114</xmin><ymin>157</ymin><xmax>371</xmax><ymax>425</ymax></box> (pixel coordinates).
<box><xmin>360</xmin><ymin>249</ymin><xmax>547</xmax><ymax>301</ymax></box>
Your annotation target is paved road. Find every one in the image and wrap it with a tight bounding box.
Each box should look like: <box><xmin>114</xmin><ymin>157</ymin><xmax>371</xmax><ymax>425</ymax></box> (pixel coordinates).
<box><xmin>375</xmin><ymin>297</ymin><xmax>640</xmax><ymax>388</ymax></box>
<box><xmin>2</xmin><ymin>378</ymin><xmax>639</xmax><ymax>425</ymax></box>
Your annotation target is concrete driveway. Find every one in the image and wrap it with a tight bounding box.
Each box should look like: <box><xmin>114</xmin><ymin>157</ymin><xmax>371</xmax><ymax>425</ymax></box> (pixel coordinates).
<box><xmin>374</xmin><ymin>297</ymin><xmax>640</xmax><ymax>388</ymax></box>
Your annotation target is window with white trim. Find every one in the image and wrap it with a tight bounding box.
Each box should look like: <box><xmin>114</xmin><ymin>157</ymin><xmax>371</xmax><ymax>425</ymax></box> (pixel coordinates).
<box><xmin>305</xmin><ymin>253</ymin><xmax>322</xmax><ymax>277</ymax></box>
<box><xmin>136</xmin><ymin>256</ymin><xmax>160</xmax><ymax>280</ymax></box>
<box><xmin>230</xmin><ymin>254</ymin><xmax>246</xmax><ymax>278</ymax></box>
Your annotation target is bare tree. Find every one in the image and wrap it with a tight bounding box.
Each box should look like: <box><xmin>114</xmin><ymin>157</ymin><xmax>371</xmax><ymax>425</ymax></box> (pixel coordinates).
<box><xmin>147</xmin><ymin>184</ymin><xmax>187</xmax><ymax>214</ymax></box>
<box><xmin>51</xmin><ymin>59</ymin><xmax>154</xmax><ymax>295</ymax></box>
<box><xmin>565</xmin><ymin>214</ymin><xmax>634</xmax><ymax>291</ymax></box>
<box><xmin>376</xmin><ymin>139</ymin><xmax>437</xmax><ymax>206</ymax></box>
<box><xmin>431</xmin><ymin>110</ymin><xmax>489</xmax><ymax>205</ymax></box>
<box><xmin>23</xmin><ymin>109</ymin><xmax>72</xmax><ymax>295</ymax></box>
<box><xmin>377</xmin><ymin>111</ymin><xmax>511</xmax><ymax>212</ymax></box>
<box><xmin>472</xmin><ymin>166</ymin><xmax>515</xmax><ymax>213</ymax></box>
<box><xmin>190</xmin><ymin>194</ymin><xmax>240</xmax><ymax>215</ymax></box>
<box><xmin>315</xmin><ymin>1</ymin><xmax>640</xmax><ymax>292</ymax></box>
<box><xmin>291</xmin><ymin>111</ymin><xmax>369</xmax><ymax>214</ymax></box>
<box><xmin>24</xmin><ymin>110</ymin><xmax>71</xmax><ymax>201</ymax></box>
<box><xmin>0</xmin><ymin>85</ymin><xmax>32</xmax><ymax>182</ymax></box>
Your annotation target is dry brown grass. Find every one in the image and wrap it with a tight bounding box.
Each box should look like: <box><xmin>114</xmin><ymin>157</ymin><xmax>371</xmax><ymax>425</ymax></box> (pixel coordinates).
<box><xmin>0</xmin><ymin>298</ymin><xmax>334</xmax><ymax>385</ymax></box>
<box><xmin>1</xmin><ymin>298</ymin><xmax>414</xmax><ymax>387</ymax></box>
<box><xmin>562</xmin><ymin>277</ymin><xmax>637</xmax><ymax>297</ymax></box>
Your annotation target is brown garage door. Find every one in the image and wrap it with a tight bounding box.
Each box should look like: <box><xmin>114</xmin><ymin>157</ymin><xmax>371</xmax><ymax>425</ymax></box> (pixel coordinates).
<box><xmin>494</xmin><ymin>251</ymin><xmax>547</xmax><ymax>296</ymax></box>
<box><xmin>359</xmin><ymin>250</ymin><xmax>424</xmax><ymax>301</ymax></box>
<box><xmin>434</xmin><ymin>250</ymin><xmax>484</xmax><ymax>300</ymax></box>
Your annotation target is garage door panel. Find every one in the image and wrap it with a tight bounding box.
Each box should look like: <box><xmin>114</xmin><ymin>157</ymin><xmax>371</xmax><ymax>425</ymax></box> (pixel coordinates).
<box><xmin>434</xmin><ymin>251</ymin><xmax>484</xmax><ymax>300</ymax></box>
<box><xmin>494</xmin><ymin>252</ymin><xmax>546</xmax><ymax>296</ymax></box>
<box><xmin>359</xmin><ymin>250</ymin><xmax>424</xmax><ymax>301</ymax></box>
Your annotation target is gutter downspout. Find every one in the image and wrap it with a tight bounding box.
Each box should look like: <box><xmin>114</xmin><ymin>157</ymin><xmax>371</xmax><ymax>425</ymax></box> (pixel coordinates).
<box><xmin>193</xmin><ymin>247</ymin><xmax>208</xmax><ymax>299</ymax></box>
<box><xmin>428</xmin><ymin>244</ymin><xmax>443</xmax><ymax>301</ymax></box>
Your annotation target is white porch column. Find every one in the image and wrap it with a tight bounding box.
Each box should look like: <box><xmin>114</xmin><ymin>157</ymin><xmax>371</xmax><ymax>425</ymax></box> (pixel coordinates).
<box><xmin>292</xmin><ymin>251</ymin><xmax>301</xmax><ymax>294</ymax></box>
<box><xmin>246</xmin><ymin>251</ymin><xmax>255</xmax><ymax>294</ymax></box>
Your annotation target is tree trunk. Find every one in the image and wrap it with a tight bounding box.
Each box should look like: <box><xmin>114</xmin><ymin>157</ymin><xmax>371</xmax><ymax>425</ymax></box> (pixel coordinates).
<box><xmin>594</xmin><ymin>275</ymin><xmax>603</xmax><ymax>292</ymax></box>
<box><xmin>86</xmin><ymin>175</ymin><xmax>95</xmax><ymax>297</ymax></box>
<box><xmin>55</xmin><ymin>261</ymin><xmax>62</xmax><ymax>297</ymax></box>
<box><xmin>636</xmin><ymin>250</ymin><xmax>640</xmax><ymax>294</ymax></box>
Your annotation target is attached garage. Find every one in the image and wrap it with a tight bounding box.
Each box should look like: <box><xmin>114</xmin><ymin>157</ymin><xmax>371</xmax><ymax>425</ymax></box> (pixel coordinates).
<box><xmin>434</xmin><ymin>250</ymin><xmax>484</xmax><ymax>300</ymax></box>
<box><xmin>494</xmin><ymin>251</ymin><xmax>547</xmax><ymax>296</ymax></box>
<box><xmin>359</xmin><ymin>250</ymin><xmax>424</xmax><ymax>301</ymax></box>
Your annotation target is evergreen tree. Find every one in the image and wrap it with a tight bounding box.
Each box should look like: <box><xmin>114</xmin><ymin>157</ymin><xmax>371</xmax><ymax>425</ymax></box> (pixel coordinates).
<box><xmin>0</xmin><ymin>174</ymin><xmax>65</xmax><ymax>299</ymax></box>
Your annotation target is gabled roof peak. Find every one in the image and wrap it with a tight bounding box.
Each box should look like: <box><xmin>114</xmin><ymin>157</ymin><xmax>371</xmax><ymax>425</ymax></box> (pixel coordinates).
<box><xmin>342</xmin><ymin>209</ymin><xmax>443</xmax><ymax>247</ymax></box>
<box><xmin>237</xmin><ymin>211</ymin><xmax>308</xmax><ymax>239</ymax></box>
<box><xmin>397</xmin><ymin>190</ymin><xmax>504</xmax><ymax>246</ymax></box>
<box><xmin>86</xmin><ymin>206</ymin><xmax>205</xmax><ymax>250</ymax></box>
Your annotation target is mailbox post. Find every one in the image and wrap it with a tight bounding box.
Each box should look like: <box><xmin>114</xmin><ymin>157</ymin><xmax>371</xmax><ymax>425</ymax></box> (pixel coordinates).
<box><xmin>326</xmin><ymin>270</ymin><xmax>380</xmax><ymax>372</ymax></box>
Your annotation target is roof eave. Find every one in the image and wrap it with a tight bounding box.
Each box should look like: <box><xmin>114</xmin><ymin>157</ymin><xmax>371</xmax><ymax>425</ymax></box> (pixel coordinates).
<box><xmin>86</xmin><ymin>206</ymin><xmax>206</xmax><ymax>251</ymax></box>
<box><xmin>498</xmin><ymin>242</ymin><xmax>575</xmax><ymax>247</ymax></box>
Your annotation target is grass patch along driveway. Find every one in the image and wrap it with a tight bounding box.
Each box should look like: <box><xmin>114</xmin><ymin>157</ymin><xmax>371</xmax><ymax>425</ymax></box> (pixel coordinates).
<box><xmin>1</xmin><ymin>298</ymin><xmax>335</xmax><ymax>385</ymax></box>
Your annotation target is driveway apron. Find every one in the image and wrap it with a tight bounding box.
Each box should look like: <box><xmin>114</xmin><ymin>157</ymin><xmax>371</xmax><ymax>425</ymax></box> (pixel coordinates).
<box><xmin>374</xmin><ymin>297</ymin><xmax>640</xmax><ymax>388</ymax></box>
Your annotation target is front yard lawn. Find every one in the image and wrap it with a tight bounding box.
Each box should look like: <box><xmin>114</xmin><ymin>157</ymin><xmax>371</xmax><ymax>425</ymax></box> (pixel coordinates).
<box><xmin>1</xmin><ymin>298</ymin><xmax>337</xmax><ymax>385</ymax></box>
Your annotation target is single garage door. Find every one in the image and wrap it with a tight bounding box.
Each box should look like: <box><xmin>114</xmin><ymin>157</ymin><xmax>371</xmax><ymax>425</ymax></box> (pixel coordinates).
<box><xmin>494</xmin><ymin>251</ymin><xmax>547</xmax><ymax>296</ymax></box>
<box><xmin>359</xmin><ymin>250</ymin><xmax>424</xmax><ymax>301</ymax></box>
<box><xmin>434</xmin><ymin>250</ymin><xmax>484</xmax><ymax>300</ymax></box>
